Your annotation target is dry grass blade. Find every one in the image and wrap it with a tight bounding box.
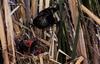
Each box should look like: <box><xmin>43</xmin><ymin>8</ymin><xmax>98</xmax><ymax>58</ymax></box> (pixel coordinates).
<box><xmin>31</xmin><ymin>0</ymin><xmax>37</xmax><ymax>17</ymax></box>
<box><xmin>3</xmin><ymin>0</ymin><xmax>16</xmax><ymax>63</ymax></box>
<box><xmin>10</xmin><ymin>5</ymin><xmax>20</xmax><ymax>15</ymax></box>
<box><xmin>77</xmin><ymin>27</ymin><xmax>88</xmax><ymax>64</ymax></box>
<box><xmin>39</xmin><ymin>54</ymin><xmax>44</xmax><ymax>64</ymax></box>
<box><xmin>68</xmin><ymin>0</ymin><xmax>79</xmax><ymax>29</ymax></box>
<box><xmin>45</xmin><ymin>0</ymin><xmax>50</xmax><ymax>8</ymax></box>
<box><xmin>80</xmin><ymin>4</ymin><xmax>100</xmax><ymax>25</ymax></box>
<box><xmin>75</xmin><ymin>56</ymin><xmax>84</xmax><ymax>64</ymax></box>
<box><xmin>37</xmin><ymin>38</ymin><xmax>50</xmax><ymax>47</ymax></box>
<box><xmin>39</xmin><ymin>0</ymin><xmax>44</xmax><ymax>12</ymax></box>
<box><xmin>0</xmin><ymin>10</ymin><xmax>10</xmax><ymax>64</ymax></box>
<box><xmin>49</xmin><ymin>59</ymin><xmax>61</xmax><ymax>64</ymax></box>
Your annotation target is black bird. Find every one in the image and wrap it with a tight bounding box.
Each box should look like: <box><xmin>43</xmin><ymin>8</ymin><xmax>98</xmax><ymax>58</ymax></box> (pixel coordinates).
<box><xmin>15</xmin><ymin>37</ymin><xmax>44</xmax><ymax>55</ymax></box>
<box><xmin>32</xmin><ymin>4</ymin><xmax>59</xmax><ymax>29</ymax></box>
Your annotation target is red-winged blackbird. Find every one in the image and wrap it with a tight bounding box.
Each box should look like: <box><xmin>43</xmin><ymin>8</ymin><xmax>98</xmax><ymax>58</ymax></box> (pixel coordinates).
<box><xmin>32</xmin><ymin>5</ymin><xmax>59</xmax><ymax>29</ymax></box>
<box><xmin>15</xmin><ymin>38</ymin><xmax>37</xmax><ymax>54</ymax></box>
<box><xmin>15</xmin><ymin>38</ymin><xmax>44</xmax><ymax>55</ymax></box>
